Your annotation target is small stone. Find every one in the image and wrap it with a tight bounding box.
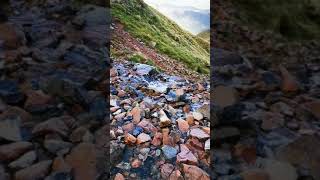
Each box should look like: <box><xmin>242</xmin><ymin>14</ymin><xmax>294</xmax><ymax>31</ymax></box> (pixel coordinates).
<box><xmin>24</xmin><ymin>90</ymin><xmax>52</xmax><ymax>112</ymax></box>
<box><xmin>114</xmin><ymin>173</ymin><xmax>125</xmax><ymax>180</ymax></box>
<box><xmin>0</xmin><ymin>142</ymin><xmax>33</xmax><ymax>161</ymax></box>
<box><xmin>169</xmin><ymin>170</ymin><xmax>183</xmax><ymax>180</ymax></box>
<box><xmin>52</xmin><ymin>156</ymin><xmax>72</xmax><ymax>173</ymax></box>
<box><xmin>263</xmin><ymin>159</ymin><xmax>297</xmax><ymax>180</ymax></box>
<box><xmin>0</xmin><ymin>116</ymin><xmax>22</xmax><ymax>141</ymax></box>
<box><xmin>131</xmin><ymin>159</ymin><xmax>142</xmax><ymax>168</ymax></box>
<box><xmin>186</xmin><ymin>114</ymin><xmax>194</xmax><ymax>125</ymax></box>
<box><xmin>177</xmin><ymin>144</ymin><xmax>198</xmax><ymax>165</ymax></box>
<box><xmin>160</xmin><ymin>163</ymin><xmax>174</xmax><ymax>179</ymax></box>
<box><xmin>159</xmin><ymin>109</ymin><xmax>171</xmax><ymax>128</ymax></box>
<box><xmin>279</xmin><ymin>65</ymin><xmax>299</xmax><ymax>92</ymax></box>
<box><xmin>132</xmin><ymin>126</ymin><xmax>143</xmax><ymax>136</ymax></box>
<box><xmin>131</xmin><ymin>107</ymin><xmax>141</xmax><ymax>124</ymax></box>
<box><xmin>212</xmin><ymin>85</ymin><xmax>239</xmax><ymax>108</ymax></box>
<box><xmin>241</xmin><ymin>169</ymin><xmax>269</xmax><ymax>180</ymax></box>
<box><xmin>192</xmin><ymin>112</ymin><xmax>203</xmax><ymax>121</ymax></box>
<box><xmin>161</xmin><ymin>145</ymin><xmax>177</xmax><ymax>159</ymax></box>
<box><xmin>14</xmin><ymin>160</ymin><xmax>52</xmax><ymax>180</ymax></box>
<box><xmin>182</xmin><ymin>164</ymin><xmax>210</xmax><ymax>180</ymax></box>
<box><xmin>124</xmin><ymin>133</ymin><xmax>137</xmax><ymax>145</ymax></box>
<box><xmin>151</xmin><ymin>132</ymin><xmax>162</xmax><ymax>146</ymax></box>
<box><xmin>32</xmin><ymin>116</ymin><xmax>69</xmax><ymax>137</ymax></box>
<box><xmin>44</xmin><ymin>139</ymin><xmax>73</xmax><ymax>154</ymax></box>
<box><xmin>9</xmin><ymin>151</ymin><xmax>36</xmax><ymax>170</ymax></box>
<box><xmin>122</xmin><ymin>123</ymin><xmax>134</xmax><ymax>133</ymax></box>
<box><xmin>137</xmin><ymin>133</ymin><xmax>151</xmax><ymax>144</ymax></box>
<box><xmin>190</xmin><ymin>128</ymin><xmax>210</xmax><ymax>140</ymax></box>
<box><xmin>176</xmin><ymin>119</ymin><xmax>189</xmax><ymax>133</ymax></box>
<box><xmin>0</xmin><ymin>80</ymin><xmax>24</xmax><ymax>105</ymax></box>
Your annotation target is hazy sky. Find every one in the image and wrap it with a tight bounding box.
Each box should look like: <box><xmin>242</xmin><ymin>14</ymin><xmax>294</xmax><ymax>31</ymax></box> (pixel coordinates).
<box><xmin>143</xmin><ymin>0</ymin><xmax>210</xmax><ymax>35</ymax></box>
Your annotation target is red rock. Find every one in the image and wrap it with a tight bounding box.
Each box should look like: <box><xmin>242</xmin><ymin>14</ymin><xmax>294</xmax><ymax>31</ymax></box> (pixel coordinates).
<box><xmin>279</xmin><ymin>65</ymin><xmax>299</xmax><ymax>92</ymax></box>
<box><xmin>151</xmin><ymin>132</ymin><xmax>162</xmax><ymax>146</ymax></box>
<box><xmin>162</xmin><ymin>129</ymin><xmax>174</xmax><ymax>146</ymax></box>
<box><xmin>137</xmin><ymin>119</ymin><xmax>157</xmax><ymax>133</ymax></box>
<box><xmin>137</xmin><ymin>133</ymin><xmax>151</xmax><ymax>144</ymax></box>
<box><xmin>117</xmin><ymin>90</ymin><xmax>126</xmax><ymax>97</ymax></box>
<box><xmin>212</xmin><ymin>85</ymin><xmax>239</xmax><ymax>108</ymax></box>
<box><xmin>65</xmin><ymin>143</ymin><xmax>99</xmax><ymax>180</ymax></box>
<box><xmin>131</xmin><ymin>159</ymin><xmax>142</xmax><ymax>168</ymax></box>
<box><xmin>182</xmin><ymin>164</ymin><xmax>210</xmax><ymax>180</ymax></box>
<box><xmin>190</xmin><ymin>128</ymin><xmax>209</xmax><ymax>140</ymax></box>
<box><xmin>114</xmin><ymin>173</ymin><xmax>125</xmax><ymax>180</ymax></box>
<box><xmin>122</xmin><ymin>123</ymin><xmax>134</xmax><ymax>133</ymax></box>
<box><xmin>24</xmin><ymin>90</ymin><xmax>52</xmax><ymax>111</ymax></box>
<box><xmin>0</xmin><ymin>142</ymin><xmax>33</xmax><ymax>161</ymax></box>
<box><xmin>14</xmin><ymin>160</ymin><xmax>52</xmax><ymax>180</ymax></box>
<box><xmin>0</xmin><ymin>23</ymin><xmax>23</xmax><ymax>49</ymax></box>
<box><xmin>183</xmin><ymin>105</ymin><xmax>191</xmax><ymax>113</ymax></box>
<box><xmin>197</xmin><ymin>83</ymin><xmax>205</xmax><ymax>91</ymax></box>
<box><xmin>160</xmin><ymin>163</ymin><xmax>174</xmax><ymax>179</ymax></box>
<box><xmin>241</xmin><ymin>169</ymin><xmax>270</xmax><ymax>180</ymax></box>
<box><xmin>32</xmin><ymin>116</ymin><xmax>69</xmax><ymax>137</ymax></box>
<box><xmin>169</xmin><ymin>170</ymin><xmax>183</xmax><ymax>180</ymax></box>
<box><xmin>177</xmin><ymin>144</ymin><xmax>198</xmax><ymax>165</ymax></box>
<box><xmin>52</xmin><ymin>156</ymin><xmax>72</xmax><ymax>173</ymax></box>
<box><xmin>131</xmin><ymin>107</ymin><xmax>141</xmax><ymax>124</ymax></box>
<box><xmin>186</xmin><ymin>114</ymin><xmax>194</xmax><ymax>125</ymax></box>
<box><xmin>176</xmin><ymin>119</ymin><xmax>189</xmax><ymax>133</ymax></box>
<box><xmin>124</xmin><ymin>133</ymin><xmax>137</xmax><ymax>145</ymax></box>
<box><xmin>110</xmin><ymin>68</ymin><xmax>118</xmax><ymax>77</ymax></box>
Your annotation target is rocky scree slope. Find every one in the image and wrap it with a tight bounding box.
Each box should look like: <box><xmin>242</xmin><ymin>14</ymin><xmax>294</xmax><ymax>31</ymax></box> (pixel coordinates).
<box><xmin>212</xmin><ymin>1</ymin><xmax>320</xmax><ymax>179</ymax></box>
<box><xmin>0</xmin><ymin>1</ymin><xmax>110</xmax><ymax>179</ymax></box>
<box><xmin>110</xmin><ymin>61</ymin><xmax>211</xmax><ymax>179</ymax></box>
<box><xmin>111</xmin><ymin>0</ymin><xmax>210</xmax><ymax>74</ymax></box>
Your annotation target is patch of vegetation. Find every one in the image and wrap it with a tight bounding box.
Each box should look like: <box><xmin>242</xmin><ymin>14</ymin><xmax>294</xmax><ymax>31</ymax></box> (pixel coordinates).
<box><xmin>197</xmin><ymin>30</ymin><xmax>210</xmax><ymax>42</ymax></box>
<box><xmin>112</xmin><ymin>0</ymin><xmax>210</xmax><ymax>74</ymax></box>
<box><xmin>232</xmin><ymin>0</ymin><xmax>320</xmax><ymax>40</ymax></box>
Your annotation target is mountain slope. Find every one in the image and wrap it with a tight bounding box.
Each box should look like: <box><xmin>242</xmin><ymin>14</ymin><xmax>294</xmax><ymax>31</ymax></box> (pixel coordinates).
<box><xmin>111</xmin><ymin>0</ymin><xmax>210</xmax><ymax>74</ymax></box>
<box><xmin>197</xmin><ymin>30</ymin><xmax>210</xmax><ymax>42</ymax></box>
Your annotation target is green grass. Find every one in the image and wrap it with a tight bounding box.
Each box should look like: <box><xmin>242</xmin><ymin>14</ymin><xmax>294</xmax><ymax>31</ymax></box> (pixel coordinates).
<box><xmin>197</xmin><ymin>30</ymin><xmax>210</xmax><ymax>42</ymax></box>
<box><xmin>112</xmin><ymin>0</ymin><xmax>210</xmax><ymax>74</ymax></box>
<box><xmin>232</xmin><ymin>0</ymin><xmax>320</xmax><ymax>40</ymax></box>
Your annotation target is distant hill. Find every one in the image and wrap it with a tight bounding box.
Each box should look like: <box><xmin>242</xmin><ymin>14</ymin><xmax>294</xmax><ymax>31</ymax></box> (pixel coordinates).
<box><xmin>112</xmin><ymin>0</ymin><xmax>210</xmax><ymax>74</ymax></box>
<box><xmin>197</xmin><ymin>30</ymin><xmax>210</xmax><ymax>42</ymax></box>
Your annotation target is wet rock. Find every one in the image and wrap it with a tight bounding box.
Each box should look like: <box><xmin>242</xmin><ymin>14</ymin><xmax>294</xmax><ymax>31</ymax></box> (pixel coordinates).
<box><xmin>137</xmin><ymin>133</ymin><xmax>151</xmax><ymax>144</ymax></box>
<box><xmin>148</xmin><ymin>81</ymin><xmax>168</xmax><ymax>93</ymax></box>
<box><xmin>0</xmin><ymin>80</ymin><xmax>24</xmax><ymax>105</ymax></box>
<box><xmin>162</xmin><ymin>145</ymin><xmax>177</xmax><ymax>159</ymax></box>
<box><xmin>65</xmin><ymin>143</ymin><xmax>100</xmax><ymax>180</ymax></box>
<box><xmin>190</xmin><ymin>128</ymin><xmax>209</xmax><ymax>140</ymax></box>
<box><xmin>0</xmin><ymin>142</ymin><xmax>33</xmax><ymax>161</ymax></box>
<box><xmin>32</xmin><ymin>116</ymin><xmax>69</xmax><ymax>137</ymax></box>
<box><xmin>182</xmin><ymin>164</ymin><xmax>210</xmax><ymax>180</ymax></box>
<box><xmin>212</xmin><ymin>85</ymin><xmax>239</xmax><ymax>108</ymax></box>
<box><xmin>8</xmin><ymin>151</ymin><xmax>36</xmax><ymax>170</ymax></box>
<box><xmin>0</xmin><ymin>116</ymin><xmax>22</xmax><ymax>141</ymax></box>
<box><xmin>14</xmin><ymin>160</ymin><xmax>52</xmax><ymax>180</ymax></box>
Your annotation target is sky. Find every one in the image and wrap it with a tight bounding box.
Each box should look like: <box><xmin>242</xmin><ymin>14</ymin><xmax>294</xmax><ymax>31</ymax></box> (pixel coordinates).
<box><xmin>143</xmin><ymin>0</ymin><xmax>210</xmax><ymax>35</ymax></box>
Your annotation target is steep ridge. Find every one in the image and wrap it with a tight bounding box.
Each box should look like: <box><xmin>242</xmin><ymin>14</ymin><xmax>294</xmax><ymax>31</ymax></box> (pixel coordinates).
<box><xmin>111</xmin><ymin>0</ymin><xmax>210</xmax><ymax>74</ymax></box>
<box><xmin>212</xmin><ymin>0</ymin><xmax>320</xmax><ymax>179</ymax></box>
<box><xmin>197</xmin><ymin>30</ymin><xmax>210</xmax><ymax>43</ymax></box>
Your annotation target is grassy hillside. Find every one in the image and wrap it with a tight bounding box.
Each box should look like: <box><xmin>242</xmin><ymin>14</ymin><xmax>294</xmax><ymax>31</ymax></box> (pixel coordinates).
<box><xmin>112</xmin><ymin>0</ymin><xmax>210</xmax><ymax>74</ymax></box>
<box><xmin>232</xmin><ymin>0</ymin><xmax>320</xmax><ymax>40</ymax></box>
<box><xmin>197</xmin><ymin>30</ymin><xmax>210</xmax><ymax>42</ymax></box>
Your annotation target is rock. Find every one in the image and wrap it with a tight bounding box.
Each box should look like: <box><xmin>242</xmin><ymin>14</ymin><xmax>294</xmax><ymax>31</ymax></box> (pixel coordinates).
<box><xmin>65</xmin><ymin>143</ymin><xmax>100</xmax><ymax>180</ymax></box>
<box><xmin>263</xmin><ymin>159</ymin><xmax>297</xmax><ymax>180</ymax></box>
<box><xmin>0</xmin><ymin>23</ymin><xmax>24</xmax><ymax>49</ymax></box>
<box><xmin>0</xmin><ymin>106</ymin><xmax>31</xmax><ymax>123</ymax></box>
<box><xmin>189</xmin><ymin>128</ymin><xmax>209</xmax><ymax>140</ymax></box>
<box><xmin>32</xmin><ymin>116</ymin><xmax>69</xmax><ymax>137</ymax></box>
<box><xmin>0</xmin><ymin>80</ymin><xmax>24</xmax><ymax>105</ymax></box>
<box><xmin>132</xmin><ymin>126</ymin><xmax>143</xmax><ymax>136</ymax></box>
<box><xmin>44</xmin><ymin>172</ymin><xmax>72</xmax><ymax>180</ymax></box>
<box><xmin>192</xmin><ymin>112</ymin><xmax>203</xmax><ymax>121</ymax></box>
<box><xmin>276</xmin><ymin>135</ymin><xmax>320</xmax><ymax>180</ymax></box>
<box><xmin>8</xmin><ymin>151</ymin><xmax>36</xmax><ymax>169</ymax></box>
<box><xmin>213</xmin><ymin>127</ymin><xmax>240</xmax><ymax>143</ymax></box>
<box><xmin>24</xmin><ymin>90</ymin><xmax>52</xmax><ymax>113</ymax></box>
<box><xmin>52</xmin><ymin>156</ymin><xmax>72</xmax><ymax>173</ymax></box>
<box><xmin>182</xmin><ymin>164</ymin><xmax>210</xmax><ymax>180</ymax></box>
<box><xmin>186</xmin><ymin>114</ymin><xmax>194</xmax><ymax>125</ymax></box>
<box><xmin>197</xmin><ymin>104</ymin><xmax>210</xmax><ymax>119</ymax></box>
<box><xmin>131</xmin><ymin>159</ymin><xmax>141</xmax><ymax>168</ymax></box>
<box><xmin>304</xmin><ymin>100</ymin><xmax>320</xmax><ymax>120</ymax></box>
<box><xmin>212</xmin><ymin>48</ymin><xmax>243</xmax><ymax>66</ymax></box>
<box><xmin>14</xmin><ymin>160</ymin><xmax>52</xmax><ymax>180</ymax></box>
<box><xmin>241</xmin><ymin>169</ymin><xmax>270</xmax><ymax>180</ymax></box>
<box><xmin>137</xmin><ymin>133</ymin><xmax>151</xmax><ymax>144</ymax></box>
<box><xmin>159</xmin><ymin>109</ymin><xmax>171</xmax><ymax>128</ymax></box>
<box><xmin>131</xmin><ymin>106</ymin><xmax>141</xmax><ymax>124</ymax></box>
<box><xmin>148</xmin><ymin>81</ymin><xmax>168</xmax><ymax>93</ymax></box>
<box><xmin>134</xmin><ymin>64</ymin><xmax>155</xmax><ymax>76</ymax></box>
<box><xmin>161</xmin><ymin>145</ymin><xmax>177</xmax><ymax>159</ymax></box>
<box><xmin>0</xmin><ymin>116</ymin><xmax>22</xmax><ymax>141</ymax></box>
<box><xmin>212</xmin><ymin>86</ymin><xmax>239</xmax><ymax>108</ymax></box>
<box><xmin>205</xmin><ymin>139</ymin><xmax>210</xmax><ymax>151</ymax></box>
<box><xmin>176</xmin><ymin>119</ymin><xmax>189</xmax><ymax>133</ymax></box>
<box><xmin>169</xmin><ymin>170</ymin><xmax>183</xmax><ymax>180</ymax></box>
<box><xmin>177</xmin><ymin>144</ymin><xmax>198</xmax><ymax>165</ymax></box>
<box><xmin>114</xmin><ymin>173</ymin><xmax>125</xmax><ymax>180</ymax></box>
<box><xmin>160</xmin><ymin>163</ymin><xmax>174</xmax><ymax>179</ymax></box>
<box><xmin>279</xmin><ymin>65</ymin><xmax>299</xmax><ymax>92</ymax></box>
<box><xmin>137</xmin><ymin>119</ymin><xmax>157</xmax><ymax>133</ymax></box>
<box><xmin>151</xmin><ymin>132</ymin><xmax>162</xmax><ymax>146</ymax></box>
<box><xmin>44</xmin><ymin>139</ymin><xmax>73</xmax><ymax>154</ymax></box>
<box><xmin>124</xmin><ymin>133</ymin><xmax>137</xmax><ymax>145</ymax></box>
<box><xmin>0</xmin><ymin>142</ymin><xmax>33</xmax><ymax>161</ymax></box>
<box><xmin>122</xmin><ymin>123</ymin><xmax>134</xmax><ymax>133</ymax></box>
<box><xmin>70</xmin><ymin>127</ymin><xmax>90</xmax><ymax>143</ymax></box>
<box><xmin>261</xmin><ymin>112</ymin><xmax>284</xmax><ymax>131</ymax></box>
